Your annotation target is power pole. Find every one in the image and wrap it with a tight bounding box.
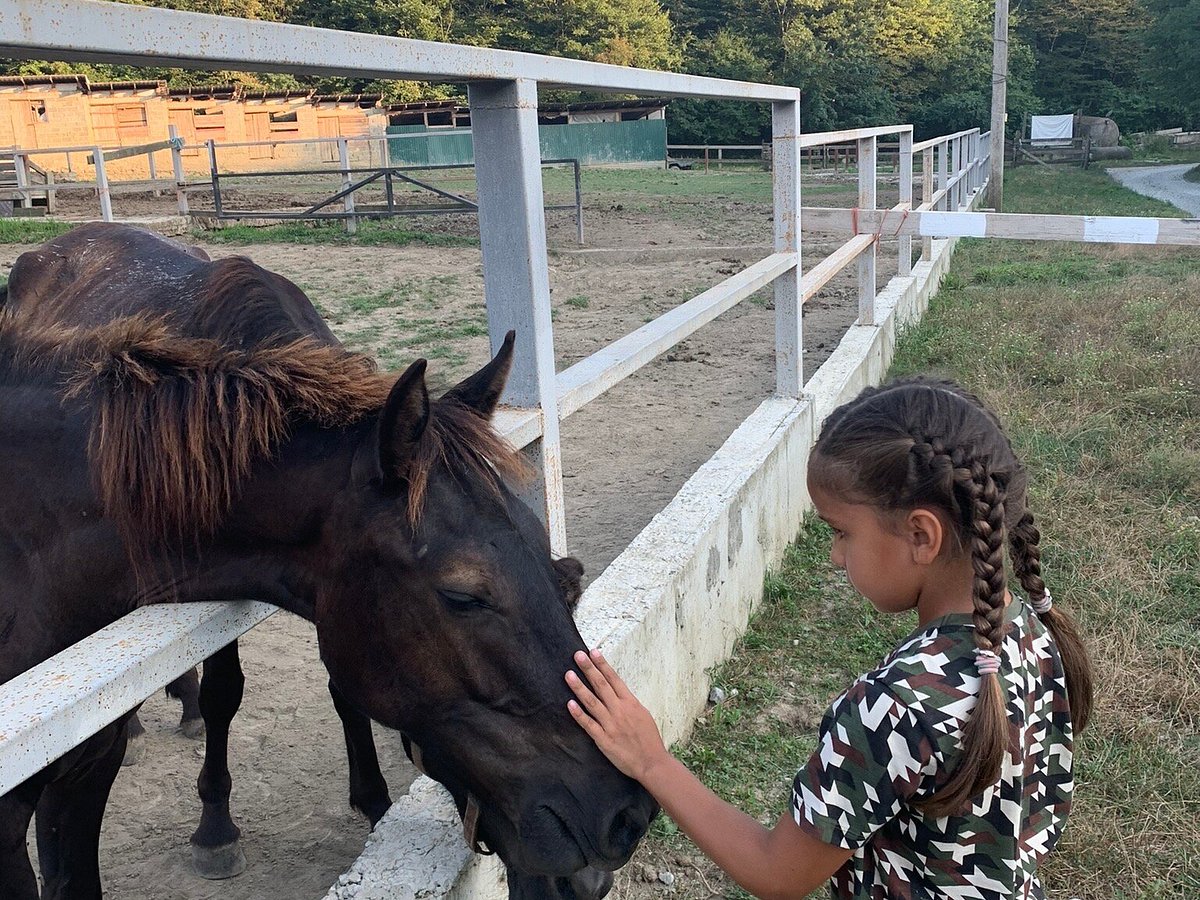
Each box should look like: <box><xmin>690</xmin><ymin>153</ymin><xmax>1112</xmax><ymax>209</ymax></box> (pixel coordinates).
<box><xmin>989</xmin><ymin>0</ymin><xmax>1010</xmax><ymax>210</ymax></box>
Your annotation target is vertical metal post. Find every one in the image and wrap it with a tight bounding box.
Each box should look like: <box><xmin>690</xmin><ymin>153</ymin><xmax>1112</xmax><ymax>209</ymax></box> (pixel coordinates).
<box><xmin>169</xmin><ymin>125</ymin><xmax>188</xmax><ymax>215</ymax></box>
<box><xmin>953</xmin><ymin>137</ymin><xmax>964</xmax><ymax>208</ymax></box>
<box><xmin>13</xmin><ymin>151</ymin><xmax>30</xmax><ymax>209</ymax></box>
<box><xmin>384</xmin><ymin>170</ymin><xmax>395</xmax><ymax>213</ymax></box>
<box><xmin>771</xmin><ymin>99</ymin><xmax>803</xmax><ymax>398</ymax></box>
<box><xmin>989</xmin><ymin>0</ymin><xmax>1010</xmax><ymax>211</ymax></box>
<box><xmin>208</xmin><ymin>139</ymin><xmax>222</xmax><ymax>219</ymax></box>
<box><xmin>147</xmin><ymin>148</ymin><xmax>159</xmax><ymax>195</ymax></box>
<box><xmin>922</xmin><ymin>147</ymin><xmax>934</xmax><ymax>261</ymax></box>
<box><xmin>93</xmin><ymin>146</ymin><xmax>113</xmax><ymax>222</ymax></box>
<box><xmin>468</xmin><ymin>78</ymin><xmax>566</xmax><ymax>555</ymax></box>
<box><xmin>857</xmin><ymin>135</ymin><xmax>877</xmax><ymax>325</ymax></box>
<box><xmin>338</xmin><ymin>137</ymin><xmax>357</xmax><ymax>235</ymax></box>
<box><xmin>938</xmin><ymin>140</ymin><xmax>950</xmax><ymax>212</ymax></box>
<box><xmin>573</xmin><ymin>158</ymin><xmax>583</xmax><ymax>245</ymax></box>
<box><xmin>898</xmin><ymin>129</ymin><xmax>913</xmax><ymax>276</ymax></box>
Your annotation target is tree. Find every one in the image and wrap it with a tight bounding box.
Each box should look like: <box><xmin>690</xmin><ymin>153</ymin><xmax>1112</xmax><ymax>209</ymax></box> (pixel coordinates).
<box><xmin>1142</xmin><ymin>0</ymin><xmax>1200</xmax><ymax>126</ymax></box>
<box><xmin>669</xmin><ymin>29</ymin><xmax>772</xmax><ymax>143</ymax></box>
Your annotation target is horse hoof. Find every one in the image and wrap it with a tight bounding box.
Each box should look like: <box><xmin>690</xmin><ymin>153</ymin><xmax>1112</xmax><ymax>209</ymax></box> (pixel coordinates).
<box><xmin>121</xmin><ymin>733</ymin><xmax>145</xmax><ymax>767</ymax></box>
<box><xmin>191</xmin><ymin>841</ymin><xmax>247</xmax><ymax>880</ymax></box>
<box><xmin>179</xmin><ymin>717</ymin><xmax>205</xmax><ymax>740</ymax></box>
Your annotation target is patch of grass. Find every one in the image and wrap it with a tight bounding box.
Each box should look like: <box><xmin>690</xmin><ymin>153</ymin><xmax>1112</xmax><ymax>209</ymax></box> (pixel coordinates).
<box><xmin>629</xmin><ymin>163</ymin><xmax>1200</xmax><ymax>899</ymax></box>
<box><xmin>1002</xmin><ymin>165</ymin><xmax>1185</xmax><ymax>217</ymax></box>
<box><xmin>194</xmin><ymin>220</ymin><xmax>477</xmax><ymax>248</ymax></box>
<box><xmin>342</xmin><ymin>274</ymin><xmax>460</xmax><ymax>314</ymax></box>
<box><xmin>0</xmin><ymin>218</ymin><xmax>75</xmax><ymax>243</ymax></box>
<box><xmin>1185</xmin><ymin>165</ymin><xmax>1200</xmax><ymax>184</ymax></box>
<box><xmin>565</xmin><ymin>294</ymin><xmax>590</xmax><ymax>309</ymax></box>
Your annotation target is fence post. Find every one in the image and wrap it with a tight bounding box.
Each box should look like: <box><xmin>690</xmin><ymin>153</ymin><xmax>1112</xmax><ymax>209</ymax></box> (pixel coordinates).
<box><xmin>147</xmin><ymin>147</ymin><xmax>159</xmax><ymax>196</ymax></box>
<box><xmin>13</xmin><ymin>151</ymin><xmax>30</xmax><ymax>209</ymax></box>
<box><xmin>955</xmin><ymin>137</ymin><xmax>965</xmax><ymax>209</ymax></box>
<box><xmin>338</xmin><ymin>137</ymin><xmax>357</xmax><ymax>235</ymax></box>
<box><xmin>938</xmin><ymin>140</ymin><xmax>950</xmax><ymax>212</ymax></box>
<box><xmin>922</xmin><ymin>146</ymin><xmax>934</xmax><ymax>261</ymax></box>
<box><xmin>899</xmin><ymin>129</ymin><xmax>913</xmax><ymax>277</ymax></box>
<box><xmin>573</xmin><ymin>158</ymin><xmax>583</xmax><ymax>245</ymax></box>
<box><xmin>772</xmin><ymin>99</ymin><xmax>803</xmax><ymax>398</ymax></box>
<box><xmin>857</xmin><ymin>135</ymin><xmax>877</xmax><ymax>325</ymax></box>
<box><xmin>93</xmin><ymin>146</ymin><xmax>113</xmax><ymax>222</ymax></box>
<box><xmin>169</xmin><ymin>125</ymin><xmax>189</xmax><ymax>216</ymax></box>
<box><xmin>467</xmin><ymin>78</ymin><xmax>566</xmax><ymax>555</ymax></box>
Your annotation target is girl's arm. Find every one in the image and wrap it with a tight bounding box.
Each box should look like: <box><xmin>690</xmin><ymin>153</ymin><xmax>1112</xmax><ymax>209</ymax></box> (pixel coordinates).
<box><xmin>566</xmin><ymin>650</ymin><xmax>854</xmax><ymax>900</ymax></box>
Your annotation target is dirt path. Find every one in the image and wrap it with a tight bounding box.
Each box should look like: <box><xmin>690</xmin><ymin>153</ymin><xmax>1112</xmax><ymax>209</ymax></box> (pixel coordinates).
<box><xmin>4</xmin><ymin>176</ymin><xmax>898</xmax><ymax>899</ymax></box>
<box><xmin>1106</xmin><ymin>163</ymin><xmax>1200</xmax><ymax>216</ymax></box>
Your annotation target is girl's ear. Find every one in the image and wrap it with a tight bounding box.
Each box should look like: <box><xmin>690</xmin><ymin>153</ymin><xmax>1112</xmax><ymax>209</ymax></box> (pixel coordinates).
<box><xmin>906</xmin><ymin>507</ymin><xmax>946</xmax><ymax>564</ymax></box>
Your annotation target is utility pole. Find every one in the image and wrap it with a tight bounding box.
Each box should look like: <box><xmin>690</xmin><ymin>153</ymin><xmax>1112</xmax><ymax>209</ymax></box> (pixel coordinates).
<box><xmin>989</xmin><ymin>0</ymin><xmax>1010</xmax><ymax>210</ymax></box>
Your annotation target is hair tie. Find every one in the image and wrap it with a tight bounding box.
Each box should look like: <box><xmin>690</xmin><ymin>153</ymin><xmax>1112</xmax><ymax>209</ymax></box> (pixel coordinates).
<box><xmin>974</xmin><ymin>648</ymin><xmax>1002</xmax><ymax>676</ymax></box>
<box><xmin>1032</xmin><ymin>590</ymin><xmax>1053</xmax><ymax>615</ymax></box>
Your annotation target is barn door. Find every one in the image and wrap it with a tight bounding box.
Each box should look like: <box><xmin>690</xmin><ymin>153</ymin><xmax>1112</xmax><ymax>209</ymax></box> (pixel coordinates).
<box><xmin>169</xmin><ymin>108</ymin><xmax>198</xmax><ymax>157</ymax></box>
<box><xmin>9</xmin><ymin>99</ymin><xmax>44</xmax><ymax>149</ymax></box>
<box><xmin>318</xmin><ymin>117</ymin><xmax>339</xmax><ymax>162</ymax></box>
<box><xmin>246</xmin><ymin>112</ymin><xmax>271</xmax><ymax>159</ymax></box>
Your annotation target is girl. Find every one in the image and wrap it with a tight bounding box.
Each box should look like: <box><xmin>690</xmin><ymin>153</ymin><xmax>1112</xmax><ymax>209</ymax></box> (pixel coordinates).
<box><xmin>565</xmin><ymin>376</ymin><xmax>1093</xmax><ymax>900</ymax></box>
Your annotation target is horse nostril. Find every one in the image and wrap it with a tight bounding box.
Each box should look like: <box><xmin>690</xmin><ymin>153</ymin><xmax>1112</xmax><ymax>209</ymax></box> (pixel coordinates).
<box><xmin>605</xmin><ymin>805</ymin><xmax>649</xmax><ymax>857</ymax></box>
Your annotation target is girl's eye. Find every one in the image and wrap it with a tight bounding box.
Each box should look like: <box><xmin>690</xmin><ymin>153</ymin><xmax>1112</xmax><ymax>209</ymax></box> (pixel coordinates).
<box><xmin>439</xmin><ymin>590</ymin><xmax>491</xmax><ymax>611</ymax></box>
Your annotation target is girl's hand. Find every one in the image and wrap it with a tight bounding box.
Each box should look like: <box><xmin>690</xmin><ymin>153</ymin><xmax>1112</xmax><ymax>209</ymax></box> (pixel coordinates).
<box><xmin>565</xmin><ymin>649</ymin><xmax>670</xmax><ymax>784</ymax></box>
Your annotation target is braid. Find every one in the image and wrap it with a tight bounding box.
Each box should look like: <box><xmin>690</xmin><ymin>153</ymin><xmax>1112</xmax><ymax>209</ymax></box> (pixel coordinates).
<box><xmin>1009</xmin><ymin>511</ymin><xmax>1046</xmax><ymax>600</ymax></box>
<box><xmin>1009</xmin><ymin>510</ymin><xmax>1094</xmax><ymax>730</ymax></box>
<box><xmin>917</xmin><ymin>458</ymin><xmax>1010</xmax><ymax>818</ymax></box>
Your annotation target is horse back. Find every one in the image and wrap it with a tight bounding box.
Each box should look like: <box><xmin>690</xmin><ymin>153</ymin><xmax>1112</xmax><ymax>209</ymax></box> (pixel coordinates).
<box><xmin>5</xmin><ymin>222</ymin><xmax>337</xmax><ymax>348</ymax></box>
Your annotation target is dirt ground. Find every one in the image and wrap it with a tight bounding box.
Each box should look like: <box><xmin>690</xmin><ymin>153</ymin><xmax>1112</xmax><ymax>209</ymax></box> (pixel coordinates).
<box><xmin>6</xmin><ymin>170</ymin><xmax>902</xmax><ymax>899</ymax></box>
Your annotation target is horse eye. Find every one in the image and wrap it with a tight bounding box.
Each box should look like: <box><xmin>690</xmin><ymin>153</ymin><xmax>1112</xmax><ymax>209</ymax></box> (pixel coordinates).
<box><xmin>439</xmin><ymin>590</ymin><xmax>491</xmax><ymax>611</ymax></box>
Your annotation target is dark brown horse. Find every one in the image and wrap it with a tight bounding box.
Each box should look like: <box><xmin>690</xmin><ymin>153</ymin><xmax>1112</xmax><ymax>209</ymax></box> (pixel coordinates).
<box><xmin>0</xmin><ymin>225</ymin><xmax>654</xmax><ymax>899</ymax></box>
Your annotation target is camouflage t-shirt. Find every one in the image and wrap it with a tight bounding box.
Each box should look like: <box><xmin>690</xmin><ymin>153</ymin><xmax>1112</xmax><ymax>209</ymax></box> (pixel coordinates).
<box><xmin>791</xmin><ymin>595</ymin><xmax>1074</xmax><ymax>899</ymax></box>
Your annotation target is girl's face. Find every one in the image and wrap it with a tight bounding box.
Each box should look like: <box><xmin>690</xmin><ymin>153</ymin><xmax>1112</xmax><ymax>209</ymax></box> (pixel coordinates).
<box><xmin>807</xmin><ymin>479</ymin><xmax>928</xmax><ymax>615</ymax></box>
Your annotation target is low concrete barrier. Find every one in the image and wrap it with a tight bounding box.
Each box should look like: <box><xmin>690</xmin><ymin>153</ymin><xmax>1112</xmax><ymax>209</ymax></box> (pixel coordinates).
<box><xmin>325</xmin><ymin>209</ymin><xmax>976</xmax><ymax>900</ymax></box>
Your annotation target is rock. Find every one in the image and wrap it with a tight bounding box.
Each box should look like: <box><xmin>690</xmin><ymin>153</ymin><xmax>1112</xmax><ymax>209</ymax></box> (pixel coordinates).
<box><xmin>658</xmin><ymin>871</ymin><xmax>676</xmax><ymax>887</ymax></box>
<box><xmin>708</xmin><ymin>687</ymin><xmax>726</xmax><ymax>704</ymax></box>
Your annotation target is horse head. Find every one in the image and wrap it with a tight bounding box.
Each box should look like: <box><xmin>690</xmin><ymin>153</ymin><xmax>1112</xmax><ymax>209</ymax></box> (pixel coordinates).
<box><xmin>314</xmin><ymin>332</ymin><xmax>657</xmax><ymax>876</ymax></box>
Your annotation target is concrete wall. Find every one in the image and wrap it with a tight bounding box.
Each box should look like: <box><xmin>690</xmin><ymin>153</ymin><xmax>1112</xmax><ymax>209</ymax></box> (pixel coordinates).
<box><xmin>324</xmin><ymin>191</ymin><xmax>978</xmax><ymax>900</ymax></box>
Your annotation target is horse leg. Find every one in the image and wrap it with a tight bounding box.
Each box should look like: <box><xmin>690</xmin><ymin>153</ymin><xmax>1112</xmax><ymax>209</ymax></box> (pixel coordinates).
<box><xmin>0</xmin><ymin>779</ymin><xmax>45</xmax><ymax>900</ymax></box>
<box><xmin>190</xmin><ymin>640</ymin><xmax>247</xmax><ymax>880</ymax></box>
<box><xmin>328</xmin><ymin>679</ymin><xmax>392</xmax><ymax>827</ymax></box>
<box><xmin>121</xmin><ymin>709</ymin><xmax>146</xmax><ymax>766</ymax></box>
<box><xmin>167</xmin><ymin>668</ymin><xmax>204</xmax><ymax>739</ymax></box>
<box><xmin>35</xmin><ymin>717</ymin><xmax>129</xmax><ymax>900</ymax></box>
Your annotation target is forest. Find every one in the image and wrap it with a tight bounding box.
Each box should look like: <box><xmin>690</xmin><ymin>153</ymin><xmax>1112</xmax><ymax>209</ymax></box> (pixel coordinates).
<box><xmin>4</xmin><ymin>0</ymin><xmax>1197</xmax><ymax>142</ymax></box>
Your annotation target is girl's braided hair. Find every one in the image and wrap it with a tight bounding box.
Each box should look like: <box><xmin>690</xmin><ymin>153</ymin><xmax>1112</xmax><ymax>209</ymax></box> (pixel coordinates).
<box><xmin>811</xmin><ymin>376</ymin><xmax>1093</xmax><ymax>817</ymax></box>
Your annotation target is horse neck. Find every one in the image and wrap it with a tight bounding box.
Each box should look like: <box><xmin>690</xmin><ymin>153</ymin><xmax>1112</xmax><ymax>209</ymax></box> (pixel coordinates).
<box><xmin>0</xmin><ymin>382</ymin><xmax>362</xmax><ymax>624</ymax></box>
<box><xmin>161</xmin><ymin>420</ymin><xmax>366</xmax><ymax>620</ymax></box>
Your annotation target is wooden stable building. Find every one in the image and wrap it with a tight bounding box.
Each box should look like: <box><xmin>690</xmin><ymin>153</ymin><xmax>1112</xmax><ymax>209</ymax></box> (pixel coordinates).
<box><xmin>0</xmin><ymin>74</ymin><xmax>383</xmax><ymax>178</ymax></box>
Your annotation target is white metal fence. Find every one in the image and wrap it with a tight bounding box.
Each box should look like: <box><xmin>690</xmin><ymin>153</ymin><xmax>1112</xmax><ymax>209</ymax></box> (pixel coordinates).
<box><xmin>2</xmin><ymin>0</ymin><xmax>1199</xmax><ymax>895</ymax></box>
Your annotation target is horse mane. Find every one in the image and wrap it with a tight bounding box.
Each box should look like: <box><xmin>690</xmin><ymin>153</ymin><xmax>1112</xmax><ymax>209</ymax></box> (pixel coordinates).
<box><xmin>0</xmin><ymin>311</ymin><xmax>527</xmax><ymax>563</ymax></box>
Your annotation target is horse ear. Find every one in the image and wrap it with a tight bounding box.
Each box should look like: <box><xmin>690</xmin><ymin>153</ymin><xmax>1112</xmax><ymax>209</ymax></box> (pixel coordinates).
<box><xmin>353</xmin><ymin>359</ymin><xmax>429</xmax><ymax>485</ymax></box>
<box><xmin>440</xmin><ymin>330</ymin><xmax>515</xmax><ymax>418</ymax></box>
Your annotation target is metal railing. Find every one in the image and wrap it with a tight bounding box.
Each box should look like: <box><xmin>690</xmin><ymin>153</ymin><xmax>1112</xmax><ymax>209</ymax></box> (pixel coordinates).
<box><xmin>0</xmin><ymin>0</ymin><xmax>803</xmax><ymax>796</ymax></box>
